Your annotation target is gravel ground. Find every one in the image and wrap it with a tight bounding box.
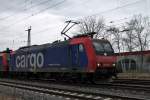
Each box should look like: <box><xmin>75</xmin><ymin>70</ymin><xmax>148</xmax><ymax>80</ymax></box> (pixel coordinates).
<box><xmin>0</xmin><ymin>85</ymin><xmax>79</xmax><ymax>100</ymax></box>
<box><xmin>0</xmin><ymin>93</ymin><xmax>22</xmax><ymax>100</ymax></box>
<box><xmin>118</xmin><ymin>73</ymin><xmax>150</xmax><ymax>80</ymax></box>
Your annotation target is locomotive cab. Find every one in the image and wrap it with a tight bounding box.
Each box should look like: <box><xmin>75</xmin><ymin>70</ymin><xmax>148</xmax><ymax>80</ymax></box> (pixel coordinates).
<box><xmin>92</xmin><ymin>39</ymin><xmax>117</xmax><ymax>78</ymax></box>
<box><xmin>70</xmin><ymin>35</ymin><xmax>117</xmax><ymax>81</ymax></box>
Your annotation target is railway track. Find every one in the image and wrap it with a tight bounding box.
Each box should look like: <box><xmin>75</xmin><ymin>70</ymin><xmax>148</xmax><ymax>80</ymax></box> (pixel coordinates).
<box><xmin>30</xmin><ymin>78</ymin><xmax>150</xmax><ymax>92</ymax></box>
<box><xmin>0</xmin><ymin>79</ymin><xmax>149</xmax><ymax>100</ymax></box>
<box><xmin>96</xmin><ymin>82</ymin><xmax>150</xmax><ymax>92</ymax></box>
<box><xmin>0</xmin><ymin>79</ymin><xmax>106</xmax><ymax>100</ymax></box>
<box><xmin>112</xmin><ymin>78</ymin><xmax>150</xmax><ymax>85</ymax></box>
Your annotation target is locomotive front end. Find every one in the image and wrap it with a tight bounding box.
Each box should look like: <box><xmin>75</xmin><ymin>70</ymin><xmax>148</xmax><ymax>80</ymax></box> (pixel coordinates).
<box><xmin>92</xmin><ymin>39</ymin><xmax>117</xmax><ymax>78</ymax></box>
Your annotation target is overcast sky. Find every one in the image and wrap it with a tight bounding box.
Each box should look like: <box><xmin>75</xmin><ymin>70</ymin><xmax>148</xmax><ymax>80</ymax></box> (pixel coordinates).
<box><xmin>0</xmin><ymin>0</ymin><xmax>149</xmax><ymax>51</ymax></box>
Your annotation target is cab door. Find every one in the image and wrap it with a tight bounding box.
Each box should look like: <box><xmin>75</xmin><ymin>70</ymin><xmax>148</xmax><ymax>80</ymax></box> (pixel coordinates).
<box><xmin>70</xmin><ymin>44</ymin><xmax>88</xmax><ymax>69</ymax></box>
<box><xmin>78</xmin><ymin>44</ymin><xmax>88</xmax><ymax>68</ymax></box>
<box><xmin>70</xmin><ymin>45</ymin><xmax>79</xmax><ymax>67</ymax></box>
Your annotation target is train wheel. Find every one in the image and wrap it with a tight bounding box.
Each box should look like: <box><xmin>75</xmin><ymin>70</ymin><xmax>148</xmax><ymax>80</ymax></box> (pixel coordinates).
<box><xmin>86</xmin><ymin>73</ymin><xmax>97</xmax><ymax>84</ymax></box>
<box><xmin>89</xmin><ymin>73</ymin><xmax>114</xmax><ymax>84</ymax></box>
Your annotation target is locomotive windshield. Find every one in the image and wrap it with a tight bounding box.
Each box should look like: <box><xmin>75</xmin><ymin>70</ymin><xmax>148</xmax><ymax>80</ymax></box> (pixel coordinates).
<box><xmin>93</xmin><ymin>40</ymin><xmax>114</xmax><ymax>55</ymax></box>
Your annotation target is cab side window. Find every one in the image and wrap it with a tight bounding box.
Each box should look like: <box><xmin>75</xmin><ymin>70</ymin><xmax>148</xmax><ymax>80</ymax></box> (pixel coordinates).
<box><xmin>79</xmin><ymin>44</ymin><xmax>84</xmax><ymax>53</ymax></box>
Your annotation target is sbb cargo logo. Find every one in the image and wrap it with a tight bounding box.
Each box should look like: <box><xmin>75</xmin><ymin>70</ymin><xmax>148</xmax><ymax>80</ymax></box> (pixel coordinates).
<box><xmin>16</xmin><ymin>52</ymin><xmax>44</xmax><ymax>68</ymax></box>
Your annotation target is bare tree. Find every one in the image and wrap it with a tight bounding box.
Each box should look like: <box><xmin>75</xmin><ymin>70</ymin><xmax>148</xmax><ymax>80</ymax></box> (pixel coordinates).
<box><xmin>78</xmin><ymin>16</ymin><xmax>105</xmax><ymax>38</ymax></box>
<box><xmin>122</xmin><ymin>22</ymin><xmax>137</xmax><ymax>52</ymax></box>
<box><xmin>124</xmin><ymin>15</ymin><xmax>150</xmax><ymax>51</ymax></box>
<box><xmin>78</xmin><ymin>15</ymin><xmax>150</xmax><ymax>53</ymax></box>
<box><xmin>106</xmin><ymin>27</ymin><xmax>122</xmax><ymax>53</ymax></box>
<box><xmin>122</xmin><ymin>15</ymin><xmax>150</xmax><ymax>71</ymax></box>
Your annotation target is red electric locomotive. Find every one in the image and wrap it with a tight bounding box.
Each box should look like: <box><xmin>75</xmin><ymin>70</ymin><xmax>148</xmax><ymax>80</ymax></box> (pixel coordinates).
<box><xmin>0</xmin><ymin>21</ymin><xmax>117</xmax><ymax>83</ymax></box>
<box><xmin>0</xmin><ymin>35</ymin><xmax>117</xmax><ymax>82</ymax></box>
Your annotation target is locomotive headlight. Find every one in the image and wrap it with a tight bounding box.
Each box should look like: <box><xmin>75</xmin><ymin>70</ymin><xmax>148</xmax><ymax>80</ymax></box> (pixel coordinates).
<box><xmin>112</xmin><ymin>63</ymin><xmax>116</xmax><ymax>67</ymax></box>
<box><xmin>97</xmin><ymin>63</ymin><xmax>100</xmax><ymax>67</ymax></box>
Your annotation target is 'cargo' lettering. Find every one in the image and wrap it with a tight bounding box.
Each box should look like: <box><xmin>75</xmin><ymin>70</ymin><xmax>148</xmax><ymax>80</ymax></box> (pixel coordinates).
<box><xmin>16</xmin><ymin>52</ymin><xmax>44</xmax><ymax>68</ymax></box>
<box><xmin>37</xmin><ymin>52</ymin><xmax>44</xmax><ymax>68</ymax></box>
<box><xmin>16</xmin><ymin>56</ymin><xmax>20</xmax><ymax>68</ymax></box>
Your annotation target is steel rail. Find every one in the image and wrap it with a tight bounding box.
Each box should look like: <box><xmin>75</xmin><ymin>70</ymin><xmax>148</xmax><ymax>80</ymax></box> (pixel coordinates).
<box><xmin>0</xmin><ymin>79</ymin><xmax>148</xmax><ymax>100</ymax></box>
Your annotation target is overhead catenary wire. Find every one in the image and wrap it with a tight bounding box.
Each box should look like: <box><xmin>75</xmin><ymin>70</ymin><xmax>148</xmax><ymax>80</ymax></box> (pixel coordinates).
<box><xmin>0</xmin><ymin>0</ymin><xmax>90</xmax><ymax>30</ymax></box>
<box><xmin>0</xmin><ymin>0</ymin><xmax>67</xmax><ymax>42</ymax></box>
<box><xmin>0</xmin><ymin>0</ymin><xmax>143</xmax><ymax>40</ymax></box>
<box><xmin>0</xmin><ymin>0</ymin><xmax>53</xmax><ymax>21</ymax></box>
<box><xmin>75</xmin><ymin>0</ymin><xmax>145</xmax><ymax>20</ymax></box>
<box><xmin>1</xmin><ymin>0</ymin><xmax>141</xmax><ymax>32</ymax></box>
<box><xmin>0</xmin><ymin>0</ymin><xmax>28</xmax><ymax>20</ymax></box>
<box><xmin>0</xmin><ymin>0</ymin><xmax>31</xmax><ymax>20</ymax></box>
<box><xmin>25</xmin><ymin>0</ymin><xmax>144</xmax><ymax>35</ymax></box>
<box><xmin>0</xmin><ymin>0</ymin><xmax>67</xmax><ymax>49</ymax></box>
<box><xmin>1</xmin><ymin>0</ymin><xmax>146</xmax><ymax>38</ymax></box>
<box><xmin>1</xmin><ymin>0</ymin><xmax>145</xmax><ymax>31</ymax></box>
<box><xmin>0</xmin><ymin>0</ymin><xmax>92</xmax><ymax>43</ymax></box>
<box><xmin>92</xmin><ymin>0</ymin><xmax>144</xmax><ymax>16</ymax></box>
<box><xmin>0</xmin><ymin>0</ymin><xmax>67</xmax><ymax>31</ymax></box>
<box><xmin>0</xmin><ymin>0</ymin><xmax>92</xmax><ymax>38</ymax></box>
<box><xmin>0</xmin><ymin>0</ymin><xmax>88</xmax><ymax>35</ymax></box>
